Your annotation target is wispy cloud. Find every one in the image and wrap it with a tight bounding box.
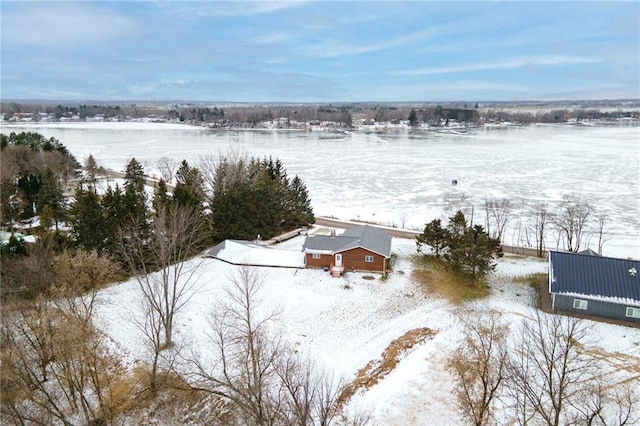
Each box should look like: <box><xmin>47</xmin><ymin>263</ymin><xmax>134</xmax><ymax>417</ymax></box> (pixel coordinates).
<box><xmin>301</xmin><ymin>27</ymin><xmax>440</xmax><ymax>59</ymax></box>
<box><xmin>2</xmin><ymin>3</ymin><xmax>137</xmax><ymax>48</ymax></box>
<box><xmin>346</xmin><ymin>81</ymin><xmax>533</xmax><ymax>102</ymax></box>
<box><xmin>391</xmin><ymin>56</ymin><xmax>603</xmax><ymax>76</ymax></box>
<box><xmin>156</xmin><ymin>0</ymin><xmax>306</xmax><ymax>18</ymax></box>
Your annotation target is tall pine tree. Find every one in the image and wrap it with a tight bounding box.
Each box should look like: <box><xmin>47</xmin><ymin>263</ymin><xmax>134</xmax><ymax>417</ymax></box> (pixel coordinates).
<box><xmin>69</xmin><ymin>185</ymin><xmax>107</xmax><ymax>251</ymax></box>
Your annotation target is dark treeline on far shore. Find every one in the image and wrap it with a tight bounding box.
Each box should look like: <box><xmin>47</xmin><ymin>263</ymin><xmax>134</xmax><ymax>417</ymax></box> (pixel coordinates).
<box><xmin>2</xmin><ymin>100</ymin><xmax>639</xmax><ymax>129</ymax></box>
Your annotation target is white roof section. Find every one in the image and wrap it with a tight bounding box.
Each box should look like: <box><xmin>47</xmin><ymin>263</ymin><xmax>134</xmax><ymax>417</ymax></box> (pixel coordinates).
<box><xmin>556</xmin><ymin>292</ymin><xmax>640</xmax><ymax>308</ymax></box>
<box><xmin>206</xmin><ymin>239</ymin><xmax>305</xmax><ymax>268</ymax></box>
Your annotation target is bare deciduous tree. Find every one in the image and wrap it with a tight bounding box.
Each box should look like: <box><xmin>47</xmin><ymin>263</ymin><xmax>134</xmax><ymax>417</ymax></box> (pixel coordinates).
<box><xmin>507</xmin><ymin>311</ymin><xmax>598</xmax><ymax>426</ymax></box>
<box><xmin>398</xmin><ymin>210</ymin><xmax>409</xmax><ymax>229</ymax></box>
<box><xmin>157</xmin><ymin>157</ymin><xmax>178</xmax><ymax>183</ymax></box>
<box><xmin>530</xmin><ymin>202</ymin><xmax>550</xmax><ymax>258</ymax></box>
<box><xmin>199</xmin><ymin>150</ymin><xmax>249</xmax><ymax>200</ymax></box>
<box><xmin>483</xmin><ymin>198</ymin><xmax>512</xmax><ymax>242</ymax></box>
<box><xmin>444</xmin><ymin>192</ymin><xmax>471</xmax><ymax>219</ymax></box>
<box><xmin>447</xmin><ymin>309</ymin><xmax>508</xmax><ymax>426</ymax></box>
<box><xmin>118</xmin><ymin>204</ymin><xmax>208</xmax><ymax>347</ymax></box>
<box><xmin>551</xmin><ymin>197</ymin><xmax>592</xmax><ymax>252</ymax></box>
<box><xmin>593</xmin><ymin>213</ymin><xmax>612</xmax><ymax>255</ymax></box>
<box><xmin>185</xmin><ymin>266</ymin><xmax>344</xmax><ymax>425</ymax></box>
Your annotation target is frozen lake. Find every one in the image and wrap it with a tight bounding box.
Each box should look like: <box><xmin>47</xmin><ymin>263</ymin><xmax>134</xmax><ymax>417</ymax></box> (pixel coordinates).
<box><xmin>2</xmin><ymin>122</ymin><xmax>639</xmax><ymax>258</ymax></box>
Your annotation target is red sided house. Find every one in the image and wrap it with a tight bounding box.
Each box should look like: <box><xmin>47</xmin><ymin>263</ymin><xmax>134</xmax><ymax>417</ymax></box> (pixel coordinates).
<box><xmin>303</xmin><ymin>225</ymin><xmax>392</xmax><ymax>276</ymax></box>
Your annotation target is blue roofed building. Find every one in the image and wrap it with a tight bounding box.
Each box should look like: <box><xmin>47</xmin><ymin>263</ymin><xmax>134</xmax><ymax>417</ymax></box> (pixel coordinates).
<box><xmin>548</xmin><ymin>250</ymin><xmax>640</xmax><ymax>324</ymax></box>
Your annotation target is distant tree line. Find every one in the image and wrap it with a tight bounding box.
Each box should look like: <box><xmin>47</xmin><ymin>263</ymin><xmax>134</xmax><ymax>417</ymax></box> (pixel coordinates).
<box><xmin>4</xmin><ymin>101</ymin><xmax>637</xmax><ymax>128</ymax></box>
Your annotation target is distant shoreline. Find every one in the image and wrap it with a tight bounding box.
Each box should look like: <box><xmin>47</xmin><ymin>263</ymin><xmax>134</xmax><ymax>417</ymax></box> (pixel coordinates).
<box><xmin>2</xmin><ymin>118</ymin><xmax>639</xmax><ymax>134</ymax></box>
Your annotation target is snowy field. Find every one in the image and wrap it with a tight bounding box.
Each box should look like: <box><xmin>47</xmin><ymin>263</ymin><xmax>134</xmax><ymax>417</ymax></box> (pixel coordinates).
<box><xmin>2</xmin><ymin>122</ymin><xmax>638</xmax><ymax>258</ymax></box>
<box><xmin>91</xmin><ymin>233</ymin><xmax>640</xmax><ymax>424</ymax></box>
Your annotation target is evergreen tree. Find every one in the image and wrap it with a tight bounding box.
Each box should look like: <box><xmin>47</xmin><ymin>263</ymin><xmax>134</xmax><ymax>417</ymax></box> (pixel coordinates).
<box><xmin>210</xmin><ymin>155</ymin><xmax>314</xmax><ymax>241</ymax></box>
<box><xmin>419</xmin><ymin>211</ymin><xmax>503</xmax><ymax>283</ymax></box>
<box><xmin>122</xmin><ymin>158</ymin><xmax>148</xmax><ymax>226</ymax></box>
<box><xmin>173</xmin><ymin>160</ymin><xmax>205</xmax><ymax>209</ymax></box>
<box><xmin>84</xmin><ymin>154</ymin><xmax>98</xmax><ymax>189</ymax></box>
<box><xmin>447</xmin><ymin>224</ymin><xmax>503</xmax><ymax>281</ymax></box>
<box><xmin>124</xmin><ymin>157</ymin><xmax>145</xmax><ymax>193</ymax></box>
<box><xmin>38</xmin><ymin>205</ymin><xmax>54</xmax><ymax>233</ymax></box>
<box><xmin>17</xmin><ymin>173</ymin><xmax>41</xmax><ymax>217</ymax></box>
<box><xmin>69</xmin><ymin>185</ymin><xmax>107</xmax><ymax>251</ymax></box>
<box><xmin>36</xmin><ymin>167</ymin><xmax>65</xmax><ymax>229</ymax></box>
<box><xmin>101</xmin><ymin>185</ymin><xmax>126</xmax><ymax>255</ymax></box>
<box><xmin>416</xmin><ymin>218</ymin><xmax>447</xmax><ymax>257</ymax></box>
<box><xmin>408</xmin><ymin>109</ymin><xmax>419</xmax><ymax>126</ymax></box>
<box><xmin>152</xmin><ymin>178</ymin><xmax>170</xmax><ymax>213</ymax></box>
<box><xmin>447</xmin><ymin>210</ymin><xmax>468</xmax><ymax>239</ymax></box>
<box><xmin>287</xmin><ymin>175</ymin><xmax>315</xmax><ymax>227</ymax></box>
<box><xmin>0</xmin><ymin>179</ymin><xmax>23</xmax><ymax>230</ymax></box>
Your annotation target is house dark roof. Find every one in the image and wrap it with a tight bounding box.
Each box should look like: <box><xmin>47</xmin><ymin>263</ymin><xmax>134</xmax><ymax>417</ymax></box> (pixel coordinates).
<box><xmin>577</xmin><ymin>248</ymin><xmax>601</xmax><ymax>256</ymax></box>
<box><xmin>549</xmin><ymin>250</ymin><xmax>640</xmax><ymax>303</ymax></box>
<box><xmin>303</xmin><ymin>225</ymin><xmax>392</xmax><ymax>258</ymax></box>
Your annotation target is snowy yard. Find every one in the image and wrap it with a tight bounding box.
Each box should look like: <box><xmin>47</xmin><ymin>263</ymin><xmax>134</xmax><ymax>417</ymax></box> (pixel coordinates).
<box><xmin>92</xmin><ymin>233</ymin><xmax>640</xmax><ymax>425</ymax></box>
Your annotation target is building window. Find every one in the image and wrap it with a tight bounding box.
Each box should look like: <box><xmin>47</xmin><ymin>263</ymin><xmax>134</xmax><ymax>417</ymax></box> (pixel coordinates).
<box><xmin>312</xmin><ymin>253</ymin><xmax>321</xmax><ymax>259</ymax></box>
<box><xmin>626</xmin><ymin>307</ymin><xmax>640</xmax><ymax>318</ymax></box>
<box><xmin>364</xmin><ymin>255</ymin><xmax>374</xmax><ymax>263</ymax></box>
<box><xmin>573</xmin><ymin>299</ymin><xmax>588</xmax><ymax>310</ymax></box>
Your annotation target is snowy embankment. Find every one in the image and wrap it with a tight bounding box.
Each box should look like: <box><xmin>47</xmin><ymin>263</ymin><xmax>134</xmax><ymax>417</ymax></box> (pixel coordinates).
<box><xmin>92</xmin><ymin>231</ymin><xmax>640</xmax><ymax>424</ymax></box>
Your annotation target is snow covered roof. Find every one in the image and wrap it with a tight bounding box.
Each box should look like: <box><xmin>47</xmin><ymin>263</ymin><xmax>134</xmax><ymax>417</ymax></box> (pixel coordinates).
<box><xmin>206</xmin><ymin>239</ymin><xmax>305</xmax><ymax>268</ymax></box>
<box><xmin>549</xmin><ymin>250</ymin><xmax>640</xmax><ymax>303</ymax></box>
<box><xmin>0</xmin><ymin>231</ymin><xmax>36</xmax><ymax>244</ymax></box>
<box><xmin>303</xmin><ymin>225</ymin><xmax>392</xmax><ymax>258</ymax></box>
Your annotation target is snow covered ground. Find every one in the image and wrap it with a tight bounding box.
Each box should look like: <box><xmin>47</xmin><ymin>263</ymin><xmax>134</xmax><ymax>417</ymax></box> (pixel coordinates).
<box><xmin>2</xmin><ymin>122</ymin><xmax>638</xmax><ymax>258</ymax></box>
<box><xmin>91</xmin><ymin>233</ymin><xmax>640</xmax><ymax>425</ymax></box>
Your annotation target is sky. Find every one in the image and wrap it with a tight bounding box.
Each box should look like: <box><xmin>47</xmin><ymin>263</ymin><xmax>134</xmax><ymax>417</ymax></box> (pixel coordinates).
<box><xmin>1</xmin><ymin>1</ymin><xmax>639</xmax><ymax>103</ymax></box>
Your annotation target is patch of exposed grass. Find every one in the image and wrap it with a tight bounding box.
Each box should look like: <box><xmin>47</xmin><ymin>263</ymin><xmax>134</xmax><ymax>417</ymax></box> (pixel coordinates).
<box><xmin>513</xmin><ymin>272</ymin><xmax>548</xmax><ymax>288</ymax></box>
<box><xmin>411</xmin><ymin>255</ymin><xmax>489</xmax><ymax>305</ymax></box>
<box><xmin>513</xmin><ymin>272</ymin><xmax>548</xmax><ymax>308</ymax></box>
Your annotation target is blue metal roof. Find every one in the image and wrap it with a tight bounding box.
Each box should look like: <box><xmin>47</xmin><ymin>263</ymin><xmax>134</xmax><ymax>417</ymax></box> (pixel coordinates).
<box><xmin>549</xmin><ymin>250</ymin><xmax>640</xmax><ymax>302</ymax></box>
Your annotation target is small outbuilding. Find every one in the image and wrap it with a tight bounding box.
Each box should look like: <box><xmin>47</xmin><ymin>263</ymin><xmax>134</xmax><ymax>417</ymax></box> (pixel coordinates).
<box><xmin>302</xmin><ymin>225</ymin><xmax>392</xmax><ymax>276</ymax></box>
<box><xmin>548</xmin><ymin>250</ymin><xmax>640</xmax><ymax>324</ymax></box>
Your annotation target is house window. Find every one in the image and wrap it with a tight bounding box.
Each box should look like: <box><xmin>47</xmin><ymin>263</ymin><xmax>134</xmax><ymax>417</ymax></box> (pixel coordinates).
<box><xmin>364</xmin><ymin>255</ymin><xmax>374</xmax><ymax>263</ymax></box>
<box><xmin>626</xmin><ymin>307</ymin><xmax>640</xmax><ymax>318</ymax></box>
<box><xmin>312</xmin><ymin>253</ymin><xmax>321</xmax><ymax>259</ymax></box>
<box><xmin>573</xmin><ymin>299</ymin><xmax>588</xmax><ymax>310</ymax></box>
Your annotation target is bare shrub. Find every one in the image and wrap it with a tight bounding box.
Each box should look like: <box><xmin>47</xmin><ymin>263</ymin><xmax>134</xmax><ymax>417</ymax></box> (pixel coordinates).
<box><xmin>447</xmin><ymin>309</ymin><xmax>508</xmax><ymax>426</ymax></box>
<box><xmin>1</xmin><ymin>285</ymin><xmax>130</xmax><ymax>425</ymax></box>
